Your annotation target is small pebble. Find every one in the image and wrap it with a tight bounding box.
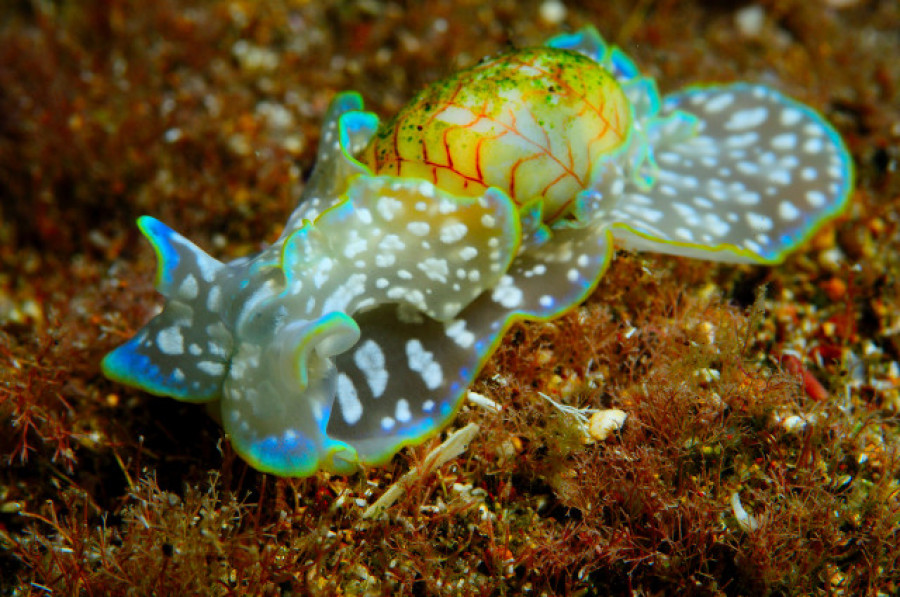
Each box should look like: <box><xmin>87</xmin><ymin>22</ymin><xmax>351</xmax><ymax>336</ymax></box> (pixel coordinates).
<box><xmin>821</xmin><ymin>277</ymin><xmax>847</xmax><ymax>301</ymax></box>
<box><xmin>693</xmin><ymin>320</ymin><xmax>716</xmax><ymax>345</ymax></box>
<box><xmin>735</xmin><ymin>5</ymin><xmax>765</xmax><ymax>38</ymax></box>
<box><xmin>817</xmin><ymin>247</ymin><xmax>845</xmax><ymax>272</ymax></box>
<box><xmin>539</xmin><ymin>0</ymin><xmax>567</xmax><ymax>26</ymax></box>
<box><xmin>781</xmin><ymin>415</ymin><xmax>808</xmax><ymax>433</ymax></box>
<box><xmin>693</xmin><ymin>368</ymin><xmax>721</xmax><ymax>384</ymax></box>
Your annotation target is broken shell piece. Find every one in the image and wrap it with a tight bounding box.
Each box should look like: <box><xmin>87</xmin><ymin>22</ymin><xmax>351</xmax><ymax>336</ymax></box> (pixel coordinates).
<box><xmin>731</xmin><ymin>491</ymin><xmax>759</xmax><ymax>532</ymax></box>
<box><xmin>538</xmin><ymin>393</ymin><xmax>626</xmax><ymax>444</ymax></box>
<box><xmin>467</xmin><ymin>390</ymin><xmax>501</xmax><ymax>413</ymax></box>
<box><xmin>588</xmin><ymin>408</ymin><xmax>628</xmax><ymax>441</ymax></box>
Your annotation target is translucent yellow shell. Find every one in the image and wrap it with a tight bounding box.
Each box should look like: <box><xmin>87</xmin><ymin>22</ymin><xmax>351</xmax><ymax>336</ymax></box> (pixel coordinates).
<box><xmin>361</xmin><ymin>47</ymin><xmax>631</xmax><ymax>223</ymax></box>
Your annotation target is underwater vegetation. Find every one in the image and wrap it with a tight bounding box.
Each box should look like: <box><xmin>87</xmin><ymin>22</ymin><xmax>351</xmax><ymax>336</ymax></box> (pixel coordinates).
<box><xmin>2</xmin><ymin>0</ymin><xmax>900</xmax><ymax>594</ymax></box>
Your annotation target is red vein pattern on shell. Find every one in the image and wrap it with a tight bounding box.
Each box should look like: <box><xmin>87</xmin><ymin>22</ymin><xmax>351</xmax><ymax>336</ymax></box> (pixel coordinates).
<box><xmin>361</xmin><ymin>47</ymin><xmax>632</xmax><ymax>224</ymax></box>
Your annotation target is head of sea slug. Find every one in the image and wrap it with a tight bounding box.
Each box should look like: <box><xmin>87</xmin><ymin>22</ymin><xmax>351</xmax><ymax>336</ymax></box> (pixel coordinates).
<box><xmin>211</xmin><ymin>90</ymin><xmax>539</xmax><ymax>475</ymax></box>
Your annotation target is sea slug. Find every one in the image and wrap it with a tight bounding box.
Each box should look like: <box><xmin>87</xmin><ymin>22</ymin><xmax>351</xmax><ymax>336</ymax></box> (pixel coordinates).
<box><xmin>103</xmin><ymin>27</ymin><xmax>853</xmax><ymax>476</ymax></box>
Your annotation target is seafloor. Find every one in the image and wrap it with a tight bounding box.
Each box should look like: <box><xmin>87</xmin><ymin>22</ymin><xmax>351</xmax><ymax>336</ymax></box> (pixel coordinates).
<box><xmin>1</xmin><ymin>1</ymin><xmax>899</xmax><ymax>595</ymax></box>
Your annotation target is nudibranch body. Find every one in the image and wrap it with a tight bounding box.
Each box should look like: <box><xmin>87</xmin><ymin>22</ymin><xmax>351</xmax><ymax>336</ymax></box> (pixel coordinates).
<box><xmin>103</xmin><ymin>27</ymin><xmax>853</xmax><ymax>476</ymax></box>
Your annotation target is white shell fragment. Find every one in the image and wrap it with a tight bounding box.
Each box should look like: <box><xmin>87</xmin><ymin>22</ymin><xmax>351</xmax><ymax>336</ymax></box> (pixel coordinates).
<box><xmin>588</xmin><ymin>409</ymin><xmax>628</xmax><ymax>441</ymax></box>
<box><xmin>467</xmin><ymin>391</ymin><xmax>502</xmax><ymax>413</ymax></box>
<box><xmin>731</xmin><ymin>492</ymin><xmax>759</xmax><ymax>532</ymax></box>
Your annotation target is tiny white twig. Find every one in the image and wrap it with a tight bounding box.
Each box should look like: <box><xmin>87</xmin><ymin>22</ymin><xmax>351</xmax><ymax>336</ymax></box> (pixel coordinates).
<box><xmin>362</xmin><ymin>423</ymin><xmax>480</xmax><ymax>520</ymax></box>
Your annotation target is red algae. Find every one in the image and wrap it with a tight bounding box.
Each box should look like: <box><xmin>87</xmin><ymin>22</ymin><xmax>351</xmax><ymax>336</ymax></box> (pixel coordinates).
<box><xmin>2</xmin><ymin>0</ymin><xmax>900</xmax><ymax>595</ymax></box>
